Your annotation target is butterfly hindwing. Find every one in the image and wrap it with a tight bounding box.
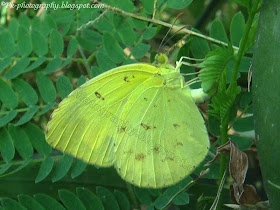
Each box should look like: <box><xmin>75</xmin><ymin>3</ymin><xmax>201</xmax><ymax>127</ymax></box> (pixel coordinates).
<box><xmin>113</xmin><ymin>78</ymin><xmax>165</xmax><ymax>187</ymax></box>
<box><xmin>114</xmin><ymin>85</ymin><xmax>209</xmax><ymax>188</ymax></box>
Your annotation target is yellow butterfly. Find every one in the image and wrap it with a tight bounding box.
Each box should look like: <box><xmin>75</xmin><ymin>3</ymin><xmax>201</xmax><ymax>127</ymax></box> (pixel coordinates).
<box><xmin>46</xmin><ymin>54</ymin><xmax>209</xmax><ymax>188</ymax></box>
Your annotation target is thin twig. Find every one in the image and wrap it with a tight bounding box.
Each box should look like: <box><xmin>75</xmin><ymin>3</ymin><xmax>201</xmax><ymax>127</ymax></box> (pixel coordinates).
<box><xmin>78</xmin><ymin>46</ymin><xmax>91</xmax><ymax>75</ymax></box>
<box><xmin>36</xmin><ymin>2</ymin><xmax>45</xmax><ymax>16</ymax></box>
<box><xmin>78</xmin><ymin>9</ymin><xmax>108</xmax><ymax>31</ymax></box>
<box><xmin>228</xmin><ymin>105</ymin><xmax>250</xmax><ymax>130</ymax></box>
<box><xmin>268</xmin><ymin>180</ymin><xmax>280</xmax><ymax>190</ymax></box>
<box><xmin>152</xmin><ymin>0</ymin><xmax>158</xmax><ymax>19</ymax></box>
<box><xmin>126</xmin><ymin>183</ymin><xmax>139</xmax><ymax>209</ymax></box>
<box><xmin>94</xmin><ymin>1</ymin><xmax>239</xmax><ymax>50</ymax></box>
<box><xmin>210</xmin><ymin>167</ymin><xmax>228</xmax><ymax>210</ymax></box>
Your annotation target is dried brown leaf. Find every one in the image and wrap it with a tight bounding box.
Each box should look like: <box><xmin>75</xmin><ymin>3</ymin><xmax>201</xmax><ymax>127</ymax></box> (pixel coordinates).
<box><xmin>207</xmin><ymin>140</ymin><xmax>248</xmax><ymax>188</ymax></box>
<box><xmin>207</xmin><ymin>140</ymin><xmax>262</xmax><ymax>206</ymax></box>
<box><xmin>229</xmin><ymin>141</ymin><xmax>248</xmax><ymax>188</ymax></box>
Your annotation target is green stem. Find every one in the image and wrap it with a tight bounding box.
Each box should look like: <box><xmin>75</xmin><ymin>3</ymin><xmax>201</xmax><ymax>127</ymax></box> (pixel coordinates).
<box><xmin>126</xmin><ymin>183</ymin><xmax>139</xmax><ymax>209</ymax></box>
<box><xmin>0</xmin><ymin>56</ymin><xmax>86</xmax><ymax>78</ymax></box>
<box><xmin>228</xmin><ymin>105</ymin><xmax>250</xmax><ymax>130</ymax></box>
<box><xmin>78</xmin><ymin>46</ymin><xmax>91</xmax><ymax>75</ymax></box>
<box><xmin>0</xmin><ymin>155</ymin><xmax>61</xmax><ymax>168</ymax></box>
<box><xmin>0</xmin><ymin>105</ymin><xmax>44</xmax><ymax>116</ymax></box>
<box><xmin>87</xmin><ymin>52</ymin><xmax>96</xmax><ymax>63</ymax></box>
<box><xmin>0</xmin><ymin>107</ymin><xmax>28</xmax><ymax>116</ymax></box>
<box><xmin>217</xmin><ymin>113</ymin><xmax>229</xmax><ymax>210</ymax></box>
<box><xmin>0</xmin><ymin>104</ymin><xmax>49</xmax><ymax>116</ymax></box>
<box><xmin>229</xmin><ymin>2</ymin><xmax>259</xmax><ymax>90</ymax></box>
<box><xmin>0</xmin><ymin>155</ymin><xmax>62</xmax><ymax>177</ymax></box>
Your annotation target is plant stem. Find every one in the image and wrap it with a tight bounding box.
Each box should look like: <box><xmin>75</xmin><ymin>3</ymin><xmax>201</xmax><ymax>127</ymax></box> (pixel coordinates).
<box><xmin>217</xmin><ymin>113</ymin><xmax>229</xmax><ymax>210</ymax></box>
<box><xmin>0</xmin><ymin>156</ymin><xmax>62</xmax><ymax>177</ymax></box>
<box><xmin>78</xmin><ymin>46</ymin><xmax>91</xmax><ymax>75</ymax></box>
<box><xmin>0</xmin><ymin>105</ymin><xmax>48</xmax><ymax>116</ymax></box>
<box><xmin>95</xmin><ymin>1</ymin><xmax>239</xmax><ymax>50</ymax></box>
<box><xmin>87</xmin><ymin>52</ymin><xmax>96</xmax><ymax>63</ymax></box>
<box><xmin>126</xmin><ymin>183</ymin><xmax>139</xmax><ymax>209</ymax></box>
<box><xmin>229</xmin><ymin>2</ymin><xmax>259</xmax><ymax>90</ymax></box>
<box><xmin>228</xmin><ymin>105</ymin><xmax>250</xmax><ymax>130</ymax></box>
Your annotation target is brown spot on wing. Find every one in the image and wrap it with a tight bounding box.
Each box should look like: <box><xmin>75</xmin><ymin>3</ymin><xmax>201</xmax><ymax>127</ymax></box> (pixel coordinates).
<box><xmin>95</xmin><ymin>91</ymin><xmax>105</xmax><ymax>100</ymax></box>
<box><xmin>118</xmin><ymin>126</ymin><xmax>127</xmax><ymax>133</ymax></box>
<box><xmin>153</xmin><ymin>146</ymin><xmax>160</xmax><ymax>153</ymax></box>
<box><xmin>124</xmin><ymin>76</ymin><xmax>130</xmax><ymax>82</ymax></box>
<box><xmin>153</xmin><ymin>104</ymin><xmax>157</xmax><ymax>108</ymax></box>
<box><xmin>135</xmin><ymin>153</ymin><xmax>146</xmax><ymax>161</ymax></box>
<box><xmin>173</xmin><ymin>123</ymin><xmax>180</xmax><ymax>128</ymax></box>
<box><xmin>168</xmin><ymin>99</ymin><xmax>171</xmax><ymax>102</ymax></box>
<box><xmin>176</xmin><ymin>142</ymin><xmax>183</xmax><ymax>146</ymax></box>
<box><xmin>167</xmin><ymin>157</ymin><xmax>174</xmax><ymax>161</ymax></box>
<box><xmin>124</xmin><ymin>149</ymin><xmax>134</xmax><ymax>155</ymax></box>
<box><xmin>144</xmin><ymin>97</ymin><xmax>148</xmax><ymax>101</ymax></box>
<box><xmin>141</xmin><ymin>123</ymin><xmax>151</xmax><ymax>130</ymax></box>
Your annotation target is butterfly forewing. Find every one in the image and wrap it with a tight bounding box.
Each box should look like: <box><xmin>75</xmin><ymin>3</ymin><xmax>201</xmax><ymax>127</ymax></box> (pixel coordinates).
<box><xmin>46</xmin><ymin>64</ymin><xmax>158</xmax><ymax>166</ymax></box>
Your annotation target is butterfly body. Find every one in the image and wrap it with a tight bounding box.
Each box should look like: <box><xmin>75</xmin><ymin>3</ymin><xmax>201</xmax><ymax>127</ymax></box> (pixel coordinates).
<box><xmin>46</xmin><ymin>61</ymin><xmax>209</xmax><ymax>188</ymax></box>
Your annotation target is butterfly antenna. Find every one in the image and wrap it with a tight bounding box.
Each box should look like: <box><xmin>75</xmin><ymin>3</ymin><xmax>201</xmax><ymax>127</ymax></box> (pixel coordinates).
<box><xmin>163</xmin><ymin>25</ymin><xmax>191</xmax><ymax>54</ymax></box>
<box><xmin>167</xmin><ymin>33</ymin><xmax>189</xmax><ymax>55</ymax></box>
<box><xmin>157</xmin><ymin>13</ymin><xmax>183</xmax><ymax>54</ymax></box>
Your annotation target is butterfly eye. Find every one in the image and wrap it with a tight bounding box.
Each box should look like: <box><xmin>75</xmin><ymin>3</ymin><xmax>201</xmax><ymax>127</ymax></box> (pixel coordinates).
<box><xmin>154</xmin><ymin>53</ymin><xmax>168</xmax><ymax>66</ymax></box>
<box><xmin>157</xmin><ymin>53</ymin><xmax>168</xmax><ymax>64</ymax></box>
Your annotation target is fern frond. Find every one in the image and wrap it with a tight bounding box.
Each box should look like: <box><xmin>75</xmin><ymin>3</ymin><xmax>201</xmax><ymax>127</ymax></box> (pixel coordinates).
<box><xmin>198</xmin><ymin>46</ymin><xmax>234</xmax><ymax>95</ymax></box>
<box><xmin>208</xmin><ymin>70</ymin><xmax>241</xmax><ymax>120</ymax></box>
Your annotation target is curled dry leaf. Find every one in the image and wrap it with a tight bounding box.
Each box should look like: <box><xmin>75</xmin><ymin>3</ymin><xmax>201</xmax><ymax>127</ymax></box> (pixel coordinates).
<box><xmin>207</xmin><ymin>140</ymin><xmax>262</xmax><ymax>206</ymax></box>
<box><xmin>224</xmin><ymin>200</ymin><xmax>270</xmax><ymax>210</ymax></box>
<box><xmin>230</xmin><ymin>184</ymin><xmax>261</xmax><ymax>205</ymax></box>
<box><xmin>207</xmin><ymin>140</ymin><xmax>248</xmax><ymax>187</ymax></box>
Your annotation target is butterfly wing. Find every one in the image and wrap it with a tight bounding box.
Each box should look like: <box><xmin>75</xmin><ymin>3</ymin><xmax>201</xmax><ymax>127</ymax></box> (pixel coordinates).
<box><xmin>46</xmin><ymin>64</ymin><xmax>158</xmax><ymax>167</ymax></box>
<box><xmin>114</xmin><ymin>84</ymin><xmax>209</xmax><ymax>188</ymax></box>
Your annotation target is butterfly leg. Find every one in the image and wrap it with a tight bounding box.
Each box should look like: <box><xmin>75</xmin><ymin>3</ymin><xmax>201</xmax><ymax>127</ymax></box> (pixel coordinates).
<box><xmin>178</xmin><ymin>56</ymin><xmax>205</xmax><ymax>62</ymax></box>
<box><xmin>185</xmin><ymin>77</ymin><xmax>201</xmax><ymax>87</ymax></box>
<box><xmin>180</xmin><ymin>77</ymin><xmax>184</xmax><ymax>88</ymax></box>
<box><xmin>176</xmin><ymin>56</ymin><xmax>204</xmax><ymax>72</ymax></box>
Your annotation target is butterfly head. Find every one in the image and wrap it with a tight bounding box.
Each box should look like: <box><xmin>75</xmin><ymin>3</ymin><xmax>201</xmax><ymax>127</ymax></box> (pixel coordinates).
<box><xmin>153</xmin><ymin>54</ymin><xmax>184</xmax><ymax>87</ymax></box>
<box><xmin>154</xmin><ymin>53</ymin><xmax>168</xmax><ymax>65</ymax></box>
<box><xmin>153</xmin><ymin>53</ymin><xmax>176</xmax><ymax>71</ymax></box>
